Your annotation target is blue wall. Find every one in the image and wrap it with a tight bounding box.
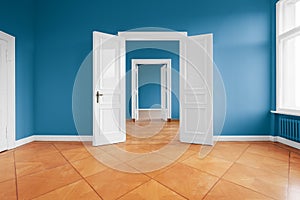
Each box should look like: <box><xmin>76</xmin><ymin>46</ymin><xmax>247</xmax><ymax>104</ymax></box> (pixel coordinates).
<box><xmin>0</xmin><ymin>0</ymin><xmax>35</xmax><ymax>140</ymax></box>
<box><xmin>138</xmin><ymin>65</ymin><xmax>162</xmax><ymax>109</ymax></box>
<box><xmin>31</xmin><ymin>0</ymin><xmax>275</xmax><ymax>136</ymax></box>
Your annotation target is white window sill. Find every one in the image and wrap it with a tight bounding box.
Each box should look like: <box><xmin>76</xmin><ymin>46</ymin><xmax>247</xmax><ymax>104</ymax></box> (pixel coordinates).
<box><xmin>271</xmin><ymin>110</ymin><xmax>300</xmax><ymax>117</ymax></box>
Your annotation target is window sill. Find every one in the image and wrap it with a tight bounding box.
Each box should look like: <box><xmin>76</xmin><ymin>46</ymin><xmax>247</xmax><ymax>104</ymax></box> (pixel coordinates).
<box><xmin>271</xmin><ymin>110</ymin><xmax>300</xmax><ymax>117</ymax></box>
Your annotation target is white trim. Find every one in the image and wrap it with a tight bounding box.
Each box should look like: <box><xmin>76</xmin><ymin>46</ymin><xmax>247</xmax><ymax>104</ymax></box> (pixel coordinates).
<box><xmin>213</xmin><ymin>135</ymin><xmax>274</xmax><ymax>142</ymax></box>
<box><xmin>138</xmin><ymin>109</ymin><xmax>164</xmax><ymax>121</ymax></box>
<box><xmin>15</xmin><ymin>136</ymin><xmax>35</xmax><ymax>148</ymax></box>
<box><xmin>275</xmin><ymin>136</ymin><xmax>300</xmax><ymax>149</ymax></box>
<box><xmin>118</xmin><ymin>31</ymin><xmax>187</xmax><ymax>41</ymax></box>
<box><xmin>34</xmin><ymin>135</ymin><xmax>92</xmax><ymax>142</ymax></box>
<box><xmin>138</xmin><ymin>108</ymin><xmax>162</xmax><ymax>111</ymax></box>
<box><xmin>15</xmin><ymin>135</ymin><xmax>92</xmax><ymax>147</ymax></box>
<box><xmin>0</xmin><ymin>31</ymin><xmax>15</xmax><ymax>151</ymax></box>
<box><xmin>12</xmin><ymin>135</ymin><xmax>300</xmax><ymax>150</ymax></box>
<box><xmin>276</xmin><ymin>1</ymin><xmax>300</xmax><ymax>115</ymax></box>
<box><xmin>271</xmin><ymin>110</ymin><xmax>300</xmax><ymax>117</ymax></box>
<box><xmin>213</xmin><ymin>135</ymin><xmax>300</xmax><ymax>150</ymax></box>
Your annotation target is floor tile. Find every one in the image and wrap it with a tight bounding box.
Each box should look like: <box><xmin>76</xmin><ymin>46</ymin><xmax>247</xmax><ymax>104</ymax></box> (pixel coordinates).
<box><xmin>223</xmin><ymin>163</ymin><xmax>288</xmax><ymax>200</ymax></box>
<box><xmin>204</xmin><ymin>179</ymin><xmax>273</xmax><ymax>200</ymax></box>
<box><xmin>176</xmin><ymin>149</ymin><xmax>197</xmax><ymax>162</ymax></box>
<box><xmin>288</xmin><ymin>162</ymin><xmax>300</xmax><ymax>200</ymax></box>
<box><xmin>246</xmin><ymin>143</ymin><xmax>289</xmax><ymax>162</ymax></box>
<box><xmin>154</xmin><ymin>163</ymin><xmax>218</xmax><ymax>199</ymax></box>
<box><xmin>0</xmin><ymin>179</ymin><xmax>17</xmax><ymax>200</ymax></box>
<box><xmin>126</xmin><ymin>153</ymin><xmax>174</xmax><ymax>173</ymax></box>
<box><xmin>100</xmin><ymin>145</ymin><xmax>143</xmax><ymax>162</ymax></box>
<box><xmin>71</xmin><ymin>156</ymin><xmax>107</xmax><ymax>177</ymax></box>
<box><xmin>15</xmin><ymin>142</ymin><xmax>58</xmax><ymax>158</ymax></box>
<box><xmin>17</xmin><ymin>164</ymin><xmax>81</xmax><ymax>200</ymax></box>
<box><xmin>188</xmin><ymin>144</ymin><xmax>203</xmax><ymax>152</ymax></box>
<box><xmin>53</xmin><ymin>142</ymin><xmax>86</xmax><ymax>151</ymax></box>
<box><xmin>93</xmin><ymin>150</ymin><xmax>124</xmax><ymax>168</ymax></box>
<box><xmin>15</xmin><ymin>151</ymin><xmax>68</xmax><ymax>177</ymax></box>
<box><xmin>236</xmin><ymin>151</ymin><xmax>289</xmax><ymax>177</ymax></box>
<box><xmin>0</xmin><ymin>151</ymin><xmax>14</xmax><ymax>164</ymax></box>
<box><xmin>156</xmin><ymin>143</ymin><xmax>191</xmax><ymax>162</ymax></box>
<box><xmin>0</xmin><ymin>162</ymin><xmax>15</xmax><ymax>183</ymax></box>
<box><xmin>33</xmin><ymin>180</ymin><xmax>101</xmax><ymax>200</ymax></box>
<box><xmin>290</xmin><ymin>152</ymin><xmax>300</xmax><ymax>164</ymax></box>
<box><xmin>208</xmin><ymin>142</ymin><xmax>249</xmax><ymax>162</ymax></box>
<box><xmin>86</xmin><ymin>168</ymin><xmax>150</xmax><ymax>200</ymax></box>
<box><xmin>119</xmin><ymin>179</ymin><xmax>186</xmax><ymax>200</ymax></box>
<box><xmin>61</xmin><ymin>147</ymin><xmax>91</xmax><ymax>162</ymax></box>
<box><xmin>182</xmin><ymin>154</ymin><xmax>233</xmax><ymax>177</ymax></box>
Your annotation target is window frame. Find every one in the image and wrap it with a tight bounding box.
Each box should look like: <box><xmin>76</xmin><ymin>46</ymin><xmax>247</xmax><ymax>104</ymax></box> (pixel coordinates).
<box><xmin>276</xmin><ymin>0</ymin><xmax>300</xmax><ymax>116</ymax></box>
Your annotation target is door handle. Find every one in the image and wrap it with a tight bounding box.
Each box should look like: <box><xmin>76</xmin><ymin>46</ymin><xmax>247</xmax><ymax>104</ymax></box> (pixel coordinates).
<box><xmin>96</xmin><ymin>91</ymin><xmax>103</xmax><ymax>103</ymax></box>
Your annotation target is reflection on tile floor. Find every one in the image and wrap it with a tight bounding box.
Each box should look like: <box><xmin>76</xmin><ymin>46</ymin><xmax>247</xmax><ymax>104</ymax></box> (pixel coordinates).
<box><xmin>0</xmin><ymin>120</ymin><xmax>300</xmax><ymax>199</ymax></box>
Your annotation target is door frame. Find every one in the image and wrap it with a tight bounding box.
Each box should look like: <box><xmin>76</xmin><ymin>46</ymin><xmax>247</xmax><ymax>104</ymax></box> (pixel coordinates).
<box><xmin>0</xmin><ymin>31</ymin><xmax>15</xmax><ymax>151</ymax></box>
<box><xmin>131</xmin><ymin>59</ymin><xmax>171</xmax><ymax>121</ymax></box>
<box><xmin>92</xmin><ymin>31</ymin><xmax>213</xmax><ymax>145</ymax></box>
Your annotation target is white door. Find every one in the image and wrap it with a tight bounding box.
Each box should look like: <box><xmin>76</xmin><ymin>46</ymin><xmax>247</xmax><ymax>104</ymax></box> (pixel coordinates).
<box><xmin>180</xmin><ymin>34</ymin><xmax>213</xmax><ymax>145</ymax></box>
<box><xmin>161</xmin><ymin>65</ymin><xmax>167</xmax><ymax>121</ymax></box>
<box><xmin>93</xmin><ymin>31</ymin><xmax>126</xmax><ymax>146</ymax></box>
<box><xmin>0</xmin><ymin>39</ymin><xmax>8</xmax><ymax>152</ymax></box>
<box><xmin>131</xmin><ymin>63</ymin><xmax>142</xmax><ymax>121</ymax></box>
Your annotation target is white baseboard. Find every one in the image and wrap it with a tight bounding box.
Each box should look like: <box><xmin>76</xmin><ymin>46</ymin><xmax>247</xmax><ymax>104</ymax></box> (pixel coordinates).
<box><xmin>13</xmin><ymin>135</ymin><xmax>300</xmax><ymax>150</ymax></box>
<box><xmin>34</xmin><ymin>135</ymin><xmax>92</xmax><ymax>142</ymax></box>
<box><xmin>275</xmin><ymin>136</ymin><xmax>300</xmax><ymax>150</ymax></box>
<box><xmin>15</xmin><ymin>136</ymin><xmax>35</xmax><ymax>148</ymax></box>
<box><xmin>213</xmin><ymin>135</ymin><xmax>299</xmax><ymax>150</ymax></box>
<box><xmin>138</xmin><ymin>109</ymin><xmax>164</xmax><ymax>121</ymax></box>
<box><xmin>214</xmin><ymin>135</ymin><xmax>273</xmax><ymax>142</ymax></box>
<box><xmin>15</xmin><ymin>135</ymin><xmax>92</xmax><ymax>147</ymax></box>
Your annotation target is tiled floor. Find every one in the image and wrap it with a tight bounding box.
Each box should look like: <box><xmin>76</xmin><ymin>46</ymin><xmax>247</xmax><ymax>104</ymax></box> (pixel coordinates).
<box><xmin>1</xmin><ymin>120</ymin><xmax>300</xmax><ymax>199</ymax></box>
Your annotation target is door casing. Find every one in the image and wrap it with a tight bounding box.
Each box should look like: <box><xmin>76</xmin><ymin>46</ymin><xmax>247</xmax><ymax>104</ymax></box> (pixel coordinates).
<box><xmin>131</xmin><ymin>59</ymin><xmax>171</xmax><ymax>121</ymax></box>
<box><xmin>93</xmin><ymin>31</ymin><xmax>213</xmax><ymax>146</ymax></box>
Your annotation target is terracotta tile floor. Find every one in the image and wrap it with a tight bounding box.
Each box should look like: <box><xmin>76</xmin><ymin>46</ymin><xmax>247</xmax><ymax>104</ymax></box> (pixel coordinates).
<box><xmin>1</xmin><ymin>120</ymin><xmax>300</xmax><ymax>199</ymax></box>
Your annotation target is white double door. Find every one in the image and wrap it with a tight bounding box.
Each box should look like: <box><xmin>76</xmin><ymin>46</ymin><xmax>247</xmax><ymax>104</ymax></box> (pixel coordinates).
<box><xmin>93</xmin><ymin>31</ymin><xmax>213</xmax><ymax>146</ymax></box>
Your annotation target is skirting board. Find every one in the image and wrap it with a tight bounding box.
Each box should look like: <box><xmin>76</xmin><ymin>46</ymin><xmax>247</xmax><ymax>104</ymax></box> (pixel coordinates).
<box><xmin>14</xmin><ymin>135</ymin><xmax>300</xmax><ymax>150</ymax></box>
<box><xmin>213</xmin><ymin>135</ymin><xmax>274</xmax><ymax>142</ymax></box>
<box><xmin>15</xmin><ymin>135</ymin><xmax>92</xmax><ymax>148</ymax></box>
<box><xmin>214</xmin><ymin>135</ymin><xmax>300</xmax><ymax>150</ymax></box>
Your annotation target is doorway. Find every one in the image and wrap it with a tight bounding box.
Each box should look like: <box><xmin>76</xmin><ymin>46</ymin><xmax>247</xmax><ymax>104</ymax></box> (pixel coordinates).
<box><xmin>0</xmin><ymin>31</ymin><xmax>15</xmax><ymax>152</ymax></box>
<box><xmin>131</xmin><ymin>59</ymin><xmax>171</xmax><ymax>121</ymax></box>
<box><xmin>93</xmin><ymin>31</ymin><xmax>213</xmax><ymax>146</ymax></box>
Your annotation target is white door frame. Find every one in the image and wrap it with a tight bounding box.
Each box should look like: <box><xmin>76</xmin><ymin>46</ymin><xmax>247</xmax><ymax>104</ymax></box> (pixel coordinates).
<box><xmin>0</xmin><ymin>31</ymin><xmax>15</xmax><ymax>151</ymax></box>
<box><xmin>131</xmin><ymin>59</ymin><xmax>171</xmax><ymax>121</ymax></box>
<box><xmin>118</xmin><ymin>31</ymin><xmax>213</xmax><ymax>145</ymax></box>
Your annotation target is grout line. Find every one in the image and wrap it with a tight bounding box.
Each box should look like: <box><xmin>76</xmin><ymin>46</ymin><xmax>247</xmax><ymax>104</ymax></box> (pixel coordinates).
<box><xmin>203</xmin><ymin>143</ymin><xmax>255</xmax><ymax>199</ymax></box>
<box><xmin>16</xmin><ymin>144</ymin><xmax>79</xmax><ymax>199</ymax></box>
<box><xmin>153</xmin><ymin>178</ymin><xmax>189</xmax><ymax>200</ymax></box>
<box><xmin>220</xmin><ymin>143</ymin><xmax>282</xmax><ymax>200</ymax></box>
<box><xmin>52</xmin><ymin>143</ymin><xmax>104</xmax><ymax>200</ymax></box>
<box><xmin>13</xmin><ymin>151</ymin><xmax>19</xmax><ymax>200</ymax></box>
<box><xmin>221</xmin><ymin>179</ymin><xmax>277</xmax><ymax>200</ymax></box>
<box><xmin>234</xmin><ymin>142</ymin><xmax>251</xmax><ymax>163</ymax></box>
<box><xmin>12</xmin><ymin>144</ymin><xmax>71</xmax><ymax>179</ymax></box>
<box><xmin>115</xmin><ymin>179</ymin><xmax>153</xmax><ymax>200</ymax></box>
<box><xmin>201</xmin><ymin>150</ymin><xmax>242</xmax><ymax>200</ymax></box>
